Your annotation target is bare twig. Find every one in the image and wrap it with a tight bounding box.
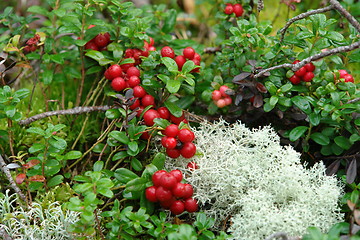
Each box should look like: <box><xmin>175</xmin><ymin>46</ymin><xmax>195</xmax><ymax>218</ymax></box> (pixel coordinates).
<box><xmin>18</xmin><ymin>105</ymin><xmax>114</xmax><ymax>125</ymax></box>
<box><xmin>329</xmin><ymin>0</ymin><xmax>360</xmax><ymax>33</ymax></box>
<box><xmin>279</xmin><ymin>6</ymin><xmax>334</xmax><ymax>42</ymax></box>
<box><xmin>347</xmin><ymin>97</ymin><xmax>360</xmax><ymax>104</ymax></box>
<box><xmin>0</xmin><ymin>155</ymin><xmax>27</xmax><ymax>203</ymax></box>
<box><xmin>203</xmin><ymin>47</ymin><xmax>221</xmax><ymax>54</ymax></box>
<box><xmin>255</xmin><ymin>40</ymin><xmax>360</xmax><ymax>78</ymax></box>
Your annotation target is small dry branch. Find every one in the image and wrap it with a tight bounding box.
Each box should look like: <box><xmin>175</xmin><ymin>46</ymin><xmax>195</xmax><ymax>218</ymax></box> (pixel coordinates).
<box><xmin>18</xmin><ymin>105</ymin><xmax>113</xmax><ymax>125</ymax></box>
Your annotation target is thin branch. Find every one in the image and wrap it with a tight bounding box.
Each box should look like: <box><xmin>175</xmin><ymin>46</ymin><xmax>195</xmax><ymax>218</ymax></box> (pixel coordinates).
<box><xmin>329</xmin><ymin>0</ymin><xmax>360</xmax><ymax>33</ymax></box>
<box><xmin>279</xmin><ymin>6</ymin><xmax>334</xmax><ymax>42</ymax></box>
<box><xmin>347</xmin><ymin>98</ymin><xmax>360</xmax><ymax>104</ymax></box>
<box><xmin>0</xmin><ymin>155</ymin><xmax>27</xmax><ymax>203</ymax></box>
<box><xmin>18</xmin><ymin>105</ymin><xmax>113</xmax><ymax>125</ymax></box>
<box><xmin>203</xmin><ymin>47</ymin><xmax>221</xmax><ymax>54</ymax></box>
<box><xmin>254</xmin><ymin>40</ymin><xmax>360</xmax><ymax>78</ymax></box>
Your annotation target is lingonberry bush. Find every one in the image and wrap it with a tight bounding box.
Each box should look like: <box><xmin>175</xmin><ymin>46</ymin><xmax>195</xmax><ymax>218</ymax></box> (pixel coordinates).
<box><xmin>0</xmin><ymin>0</ymin><xmax>359</xmax><ymax>239</ymax></box>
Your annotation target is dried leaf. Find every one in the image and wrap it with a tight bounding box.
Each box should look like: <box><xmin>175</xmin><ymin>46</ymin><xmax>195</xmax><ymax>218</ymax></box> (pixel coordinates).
<box><xmin>127</xmin><ymin>111</ymin><xmax>137</xmax><ymax>122</ymax></box>
<box><xmin>248</xmin><ymin>60</ymin><xmax>257</xmax><ymax>66</ymax></box>
<box><xmin>346</xmin><ymin>158</ymin><xmax>357</xmax><ymax>184</ymax></box>
<box><xmin>28</xmin><ymin>175</ymin><xmax>46</xmax><ymax>182</ymax></box>
<box><xmin>15</xmin><ymin>173</ymin><xmax>26</xmax><ymax>184</ymax></box>
<box><xmin>355</xmin><ymin>210</ymin><xmax>360</xmax><ymax>225</ymax></box>
<box><xmin>256</xmin><ymin>82</ymin><xmax>267</xmax><ymax>93</ymax></box>
<box><xmin>233</xmin><ymin>72</ymin><xmax>252</xmax><ymax>83</ymax></box>
<box><xmin>23</xmin><ymin>159</ymin><xmax>40</xmax><ymax>169</ymax></box>
<box><xmin>125</xmin><ymin>89</ymin><xmax>134</xmax><ymax>100</ymax></box>
<box><xmin>235</xmin><ymin>94</ymin><xmax>243</xmax><ymax>105</ymax></box>
<box><xmin>253</xmin><ymin>95</ymin><xmax>263</xmax><ymax>108</ymax></box>
<box><xmin>326</xmin><ymin>160</ymin><xmax>341</xmax><ymax>176</ymax></box>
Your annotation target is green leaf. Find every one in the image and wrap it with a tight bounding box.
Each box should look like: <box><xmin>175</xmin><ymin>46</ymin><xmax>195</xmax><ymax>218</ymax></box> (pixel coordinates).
<box><xmin>27</xmin><ymin>127</ymin><xmax>45</xmax><ymax>136</ymax></box>
<box><xmin>158</xmin><ymin>74</ymin><xmax>170</xmax><ymax>84</ymax></box>
<box><xmin>289</xmin><ymin>126</ymin><xmax>308</xmax><ymax>142</ymax></box>
<box><xmin>263</xmin><ymin>101</ymin><xmax>275</xmax><ymax>112</ymax></box>
<box><xmin>181</xmin><ymin>61</ymin><xmax>196</xmax><ymax>73</ymax></box>
<box><xmin>13</xmin><ymin>88</ymin><xmax>30</xmax><ymax>99</ymax></box>
<box><xmin>297</xmin><ymin>31</ymin><xmax>314</xmax><ymax>39</ymax></box>
<box><xmin>47</xmin><ymin>175</ymin><xmax>64</xmax><ymax>187</ymax></box>
<box><xmin>115</xmin><ymin>168</ymin><xmax>139</xmax><ymax>184</ymax></box>
<box><xmin>164</xmin><ymin>100</ymin><xmax>183</xmax><ymax>117</ymax></box>
<box><xmin>105</xmin><ymin>109</ymin><xmax>121</xmax><ymax>119</ymax></box>
<box><xmin>269</xmin><ymin>95</ymin><xmax>278</xmax><ymax>106</ymax></box>
<box><xmin>131</xmin><ymin>158</ymin><xmax>143</xmax><ymax>171</ymax></box>
<box><xmin>334</xmin><ymin>136</ymin><xmax>351</xmax><ymax>150</ymax></box>
<box><xmin>109</xmin><ymin>131</ymin><xmax>130</xmax><ymax>144</ymax></box>
<box><xmin>126</xmin><ymin>177</ymin><xmax>148</xmax><ymax>192</ymax></box>
<box><xmin>310</xmin><ymin>132</ymin><xmax>330</xmax><ymax>146</ymax></box>
<box><xmin>73</xmin><ymin>183</ymin><xmax>93</xmax><ymax>193</ymax></box>
<box><xmin>166</xmin><ymin>78</ymin><xmax>182</xmax><ymax>93</ymax></box>
<box><xmin>128</xmin><ymin>141</ymin><xmax>138</xmax><ymax>152</ymax></box>
<box><xmin>93</xmin><ymin>161</ymin><xmax>104</xmax><ymax>172</ymax></box>
<box><xmin>65</xmin><ymin>151</ymin><xmax>82</xmax><ymax>160</ymax></box>
<box><xmin>162</xmin><ymin>9</ymin><xmax>177</xmax><ymax>33</ymax></box>
<box><xmin>153</xmin><ymin>118</ymin><xmax>171</xmax><ymax>129</ymax></box>
<box><xmin>28</xmin><ymin>5</ymin><xmax>49</xmax><ymax>17</ymax></box>
<box><xmin>97</xmin><ymin>187</ymin><xmax>114</xmax><ymax>198</ymax></box>
<box><xmin>49</xmin><ymin>137</ymin><xmax>67</xmax><ymax>150</ymax></box>
<box><xmin>309</xmin><ymin>112</ymin><xmax>320</xmax><ymax>126</ymax></box>
<box><xmin>29</xmin><ymin>143</ymin><xmax>45</xmax><ymax>153</ymax></box>
<box><xmin>41</xmin><ymin>69</ymin><xmax>53</xmax><ymax>85</ymax></box>
<box><xmin>280</xmin><ymin>83</ymin><xmax>292</xmax><ymax>93</ymax></box>
<box><xmin>152</xmin><ymin>153</ymin><xmax>165</xmax><ymax>170</ymax></box>
<box><xmin>161</xmin><ymin>57</ymin><xmax>178</xmax><ymax>74</ymax></box>
<box><xmin>5</xmin><ymin>105</ymin><xmax>16</xmax><ymax>118</ymax></box>
<box><xmin>291</xmin><ymin>96</ymin><xmax>312</xmax><ymax>114</ymax></box>
<box><xmin>326</xmin><ymin>31</ymin><xmax>344</xmax><ymax>41</ymax></box>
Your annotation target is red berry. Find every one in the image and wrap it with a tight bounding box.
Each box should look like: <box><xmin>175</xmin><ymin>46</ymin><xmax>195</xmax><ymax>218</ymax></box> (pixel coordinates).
<box><xmin>172</xmin><ymin>182</ymin><xmax>185</xmax><ymax>198</ymax></box>
<box><xmin>104</xmin><ymin>69</ymin><xmax>113</xmax><ymax>80</ymax></box>
<box><xmin>293</xmin><ymin>60</ymin><xmax>300</xmax><ymax>64</ymax></box>
<box><xmin>107</xmin><ymin>64</ymin><xmax>123</xmax><ymax>79</ymax></box>
<box><xmin>140</xmin><ymin>131</ymin><xmax>150</xmax><ymax>140</ymax></box>
<box><xmin>182</xmin><ymin>184</ymin><xmax>194</xmax><ymax>199</ymax></box>
<box><xmin>233</xmin><ymin>3</ymin><xmax>244</xmax><ymax>17</ymax></box>
<box><xmin>170</xmin><ymin>112</ymin><xmax>185</xmax><ymax>125</ymax></box>
<box><xmin>216</xmin><ymin>99</ymin><xmax>226</xmax><ymax>108</ymax></box>
<box><xmin>224</xmin><ymin>96</ymin><xmax>232</xmax><ymax>106</ymax></box>
<box><xmin>162</xmin><ymin>136</ymin><xmax>177</xmax><ymax>149</ymax></box>
<box><xmin>170</xmin><ymin>200</ymin><xmax>185</xmax><ymax>215</ymax></box>
<box><xmin>141</xmin><ymin>94</ymin><xmax>155</xmax><ymax>107</ymax></box>
<box><xmin>178</xmin><ymin>129</ymin><xmax>195</xmax><ymax>143</ymax></box>
<box><xmin>169</xmin><ymin>170</ymin><xmax>183</xmax><ymax>182</ymax></box>
<box><xmin>143</xmin><ymin>109</ymin><xmax>160</xmax><ymax>126</ymax></box>
<box><xmin>302</xmin><ymin>72</ymin><xmax>314</xmax><ymax>82</ymax></box>
<box><xmin>160</xmin><ymin>197</ymin><xmax>176</xmax><ymax>209</ymax></box>
<box><xmin>212</xmin><ymin>90</ymin><xmax>222</xmax><ymax>101</ymax></box>
<box><xmin>343</xmin><ymin>74</ymin><xmax>354</xmax><ymax>83</ymax></box>
<box><xmin>136</xmin><ymin>106</ymin><xmax>144</xmax><ymax>117</ymax></box>
<box><xmin>156</xmin><ymin>186</ymin><xmax>173</xmax><ymax>202</ymax></box>
<box><xmin>164</xmin><ymin>124</ymin><xmax>179</xmax><ymax>137</ymax></box>
<box><xmin>175</xmin><ymin>55</ymin><xmax>186</xmax><ymax>70</ymax></box>
<box><xmin>157</xmin><ymin>107</ymin><xmax>170</xmax><ymax>120</ymax></box>
<box><xmin>84</xmin><ymin>41</ymin><xmax>99</xmax><ymax>51</ymax></box>
<box><xmin>145</xmin><ymin>186</ymin><xmax>158</xmax><ymax>202</ymax></box>
<box><xmin>133</xmin><ymin>49</ymin><xmax>142</xmax><ymax>60</ymax></box>
<box><xmin>180</xmin><ymin>142</ymin><xmax>196</xmax><ymax>158</ymax></box>
<box><xmin>219</xmin><ymin>85</ymin><xmax>229</xmax><ymax>97</ymax></box>
<box><xmin>193</xmin><ymin>53</ymin><xmax>201</xmax><ymax>62</ymax></box>
<box><xmin>183</xmin><ymin>47</ymin><xmax>195</xmax><ymax>60</ymax></box>
<box><xmin>141</xmin><ymin>50</ymin><xmax>149</xmax><ymax>57</ymax></box>
<box><xmin>294</xmin><ymin>67</ymin><xmax>307</xmax><ymax>77</ymax></box>
<box><xmin>94</xmin><ymin>33</ymin><xmax>110</xmax><ymax>47</ymax></box>
<box><xmin>224</xmin><ymin>4</ymin><xmax>234</xmax><ymax>15</ymax></box>
<box><xmin>304</xmin><ymin>62</ymin><xmax>315</xmax><ymax>72</ymax></box>
<box><xmin>161</xmin><ymin>46</ymin><xmax>175</xmax><ymax>58</ymax></box>
<box><xmin>129</xmin><ymin>98</ymin><xmax>140</xmax><ymax>110</ymax></box>
<box><xmin>126</xmin><ymin>66</ymin><xmax>140</xmax><ymax>77</ymax></box>
<box><xmin>121</xmin><ymin>58</ymin><xmax>135</xmax><ymax>72</ymax></box>
<box><xmin>128</xmin><ymin>76</ymin><xmax>141</xmax><ymax>87</ymax></box>
<box><xmin>148</xmin><ymin>46</ymin><xmax>156</xmax><ymax>51</ymax></box>
<box><xmin>339</xmin><ymin>69</ymin><xmax>348</xmax><ymax>78</ymax></box>
<box><xmin>160</xmin><ymin>173</ymin><xmax>178</xmax><ymax>189</ymax></box>
<box><xmin>187</xmin><ymin>161</ymin><xmax>199</xmax><ymax>171</ymax></box>
<box><xmin>124</xmin><ymin>48</ymin><xmax>134</xmax><ymax>58</ymax></box>
<box><xmin>133</xmin><ymin>85</ymin><xmax>147</xmax><ymax>98</ymax></box>
<box><xmin>152</xmin><ymin>170</ymin><xmax>167</xmax><ymax>186</ymax></box>
<box><xmin>289</xmin><ymin>75</ymin><xmax>301</xmax><ymax>85</ymax></box>
<box><xmin>166</xmin><ymin>148</ymin><xmax>181</xmax><ymax>159</ymax></box>
<box><xmin>184</xmin><ymin>198</ymin><xmax>198</xmax><ymax>213</ymax></box>
<box><xmin>110</xmin><ymin>77</ymin><xmax>126</xmax><ymax>91</ymax></box>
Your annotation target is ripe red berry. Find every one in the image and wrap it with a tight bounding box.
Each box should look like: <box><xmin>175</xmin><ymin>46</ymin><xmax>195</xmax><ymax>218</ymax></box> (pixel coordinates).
<box><xmin>304</xmin><ymin>62</ymin><xmax>315</xmax><ymax>72</ymax></box>
<box><xmin>170</xmin><ymin>200</ymin><xmax>185</xmax><ymax>215</ymax></box>
<box><xmin>133</xmin><ymin>85</ymin><xmax>147</xmax><ymax>98</ymax></box>
<box><xmin>175</xmin><ymin>55</ymin><xmax>186</xmax><ymax>70</ymax></box>
<box><xmin>172</xmin><ymin>182</ymin><xmax>185</xmax><ymax>198</ymax></box>
<box><xmin>104</xmin><ymin>69</ymin><xmax>113</xmax><ymax>80</ymax></box>
<box><xmin>182</xmin><ymin>184</ymin><xmax>194</xmax><ymax>199</ymax></box>
<box><xmin>293</xmin><ymin>60</ymin><xmax>300</xmax><ymax>64</ymax></box>
<box><xmin>216</xmin><ymin>99</ymin><xmax>226</xmax><ymax>108</ymax></box>
<box><xmin>162</xmin><ymin>136</ymin><xmax>177</xmax><ymax>149</ymax></box>
<box><xmin>84</xmin><ymin>41</ymin><xmax>99</xmax><ymax>51</ymax></box>
<box><xmin>233</xmin><ymin>3</ymin><xmax>244</xmax><ymax>17</ymax></box>
<box><xmin>170</xmin><ymin>112</ymin><xmax>185</xmax><ymax>125</ymax></box>
<box><xmin>129</xmin><ymin>98</ymin><xmax>140</xmax><ymax>110</ymax></box>
<box><xmin>166</xmin><ymin>148</ymin><xmax>181</xmax><ymax>159</ymax></box>
<box><xmin>126</xmin><ymin>66</ymin><xmax>140</xmax><ymax>77</ymax></box>
<box><xmin>148</xmin><ymin>46</ymin><xmax>156</xmax><ymax>51</ymax></box>
<box><xmin>224</xmin><ymin>4</ymin><xmax>234</xmax><ymax>15</ymax></box>
<box><xmin>302</xmin><ymin>71</ymin><xmax>314</xmax><ymax>82</ymax></box>
<box><xmin>94</xmin><ymin>33</ymin><xmax>110</xmax><ymax>47</ymax></box>
<box><xmin>145</xmin><ymin>186</ymin><xmax>158</xmax><ymax>202</ymax></box>
<box><xmin>164</xmin><ymin>124</ymin><xmax>179</xmax><ymax>137</ymax></box>
<box><xmin>157</xmin><ymin>107</ymin><xmax>170</xmax><ymax>120</ymax></box>
<box><xmin>212</xmin><ymin>90</ymin><xmax>222</xmax><ymax>101</ymax></box>
<box><xmin>338</xmin><ymin>69</ymin><xmax>348</xmax><ymax>79</ymax></box>
<box><xmin>161</xmin><ymin>46</ymin><xmax>175</xmax><ymax>58</ymax></box>
<box><xmin>169</xmin><ymin>170</ymin><xmax>183</xmax><ymax>182</ymax></box>
<box><xmin>183</xmin><ymin>47</ymin><xmax>195</xmax><ymax>60</ymax></box>
<box><xmin>219</xmin><ymin>85</ymin><xmax>229</xmax><ymax>97</ymax></box>
<box><xmin>289</xmin><ymin>75</ymin><xmax>301</xmax><ymax>85</ymax></box>
<box><xmin>140</xmin><ymin>131</ymin><xmax>150</xmax><ymax>140</ymax></box>
<box><xmin>110</xmin><ymin>77</ymin><xmax>126</xmax><ymax>91</ymax></box>
<box><xmin>294</xmin><ymin>66</ymin><xmax>307</xmax><ymax>77</ymax></box>
<box><xmin>121</xmin><ymin>58</ymin><xmax>135</xmax><ymax>72</ymax></box>
<box><xmin>343</xmin><ymin>74</ymin><xmax>354</xmax><ymax>83</ymax></box>
<box><xmin>136</xmin><ymin>106</ymin><xmax>144</xmax><ymax>117</ymax></box>
<box><xmin>224</xmin><ymin>96</ymin><xmax>232</xmax><ymax>106</ymax></box>
<box><xmin>124</xmin><ymin>48</ymin><xmax>134</xmax><ymax>58</ymax></box>
<box><xmin>160</xmin><ymin>173</ymin><xmax>178</xmax><ymax>189</ymax></box>
<box><xmin>141</xmin><ymin>94</ymin><xmax>155</xmax><ymax>107</ymax></box>
<box><xmin>187</xmin><ymin>161</ymin><xmax>199</xmax><ymax>171</ymax></box>
<box><xmin>152</xmin><ymin>170</ymin><xmax>167</xmax><ymax>186</ymax></box>
<box><xmin>180</xmin><ymin>142</ymin><xmax>196</xmax><ymax>158</ymax></box>
<box><xmin>107</xmin><ymin>64</ymin><xmax>123</xmax><ymax>79</ymax></box>
<box><xmin>184</xmin><ymin>198</ymin><xmax>198</xmax><ymax>213</ymax></box>
<box><xmin>156</xmin><ymin>186</ymin><xmax>173</xmax><ymax>202</ymax></box>
<box><xmin>143</xmin><ymin>109</ymin><xmax>160</xmax><ymax>126</ymax></box>
<box><xmin>160</xmin><ymin>197</ymin><xmax>176</xmax><ymax>209</ymax></box>
<box><xmin>132</xmin><ymin>49</ymin><xmax>142</xmax><ymax>60</ymax></box>
<box><xmin>178</xmin><ymin>129</ymin><xmax>195</xmax><ymax>143</ymax></box>
<box><xmin>128</xmin><ymin>76</ymin><xmax>141</xmax><ymax>87</ymax></box>
<box><xmin>193</xmin><ymin>53</ymin><xmax>201</xmax><ymax>62</ymax></box>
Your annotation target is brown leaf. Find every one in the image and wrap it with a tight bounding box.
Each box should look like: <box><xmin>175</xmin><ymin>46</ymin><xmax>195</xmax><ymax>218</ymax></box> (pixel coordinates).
<box><xmin>23</xmin><ymin>159</ymin><xmax>40</xmax><ymax>169</ymax></box>
<box><xmin>346</xmin><ymin>158</ymin><xmax>357</xmax><ymax>184</ymax></box>
<box><xmin>326</xmin><ymin>160</ymin><xmax>340</xmax><ymax>176</ymax></box>
<box><xmin>16</xmin><ymin>173</ymin><xmax>26</xmax><ymax>184</ymax></box>
<box><xmin>28</xmin><ymin>175</ymin><xmax>46</xmax><ymax>182</ymax></box>
<box><xmin>256</xmin><ymin>83</ymin><xmax>267</xmax><ymax>93</ymax></box>
<box><xmin>253</xmin><ymin>95</ymin><xmax>263</xmax><ymax>108</ymax></box>
<box><xmin>355</xmin><ymin>210</ymin><xmax>360</xmax><ymax>225</ymax></box>
<box><xmin>233</xmin><ymin>72</ymin><xmax>252</xmax><ymax>83</ymax></box>
<box><xmin>348</xmin><ymin>200</ymin><xmax>356</xmax><ymax>211</ymax></box>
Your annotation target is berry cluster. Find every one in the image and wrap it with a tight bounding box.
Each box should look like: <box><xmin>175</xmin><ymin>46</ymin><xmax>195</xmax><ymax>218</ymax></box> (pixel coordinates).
<box><xmin>161</xmin><ymin>124</ymin><xmax>196</xmax><ymax>159</ymax></box>
<box><xmin>289</xmin><ymin>60</ymin><xmax>316</xmax><ymax>84</ymax></box>
<box><xmin>84</xmin><ymin>25</ymin><xmax>111</xmax><ymax>51</ymax></box>
<box><xmin>224</xmin><ymin>3</ymin><xmax>244</xmax><ymax>17</ymax></box>
<box><xmin>335</xmin><ymin>69</ymin><xmax>354</xmax><ymax>83</ymax></box>
<box><xmin>145</xmin><ymin>170</ymin><xmax>198</xmax><ymax>215</ymax></box>
<box><xmin>23</xmin><ymin>34</ymin><xmax>40</xmax><ymax>53</ymax></box>
<box><xmin>161</xmin><ymin>46</ymin><xmax>201</xmax><ymax>72</ymax></box>
<box><xmin>211</xmin><ymin>85</ymin><xmax>232</xmax><ymax>108</ymax></box>
<box><xmin>122</xmin><ymin>37</ymin><xmax>156</xmax><ymax>69</ymax></box>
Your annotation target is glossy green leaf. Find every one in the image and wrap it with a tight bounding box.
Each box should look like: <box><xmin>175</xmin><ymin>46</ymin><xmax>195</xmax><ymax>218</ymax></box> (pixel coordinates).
<box><xmin>292</xmin><ymin>96</ymin><xmax>312</xmax><ymax>114</ymax></box>
<box><xmin>161</xmin><ymin>57</ymin><xmax>178</xmax><ymax>74</ymax></box>
<box><xmin>289</xmin><ymin>126</ymin><xmax>308</xmax><ymax>142</ymax></box>
<box><xmin>162</xmin><ymin>9</ymin><xmax>177</xmax><ymax>33</ymax></box>
<box><xmin>164</xmin><ymin>100</ymin><xmax>183</xmax><ymax>117</ymax></box>
<box><xmin>310</xmin><ymin>132</ymin><xmax>330</xmax><ymax>146</ymax></box>
<box><xmin>65</xmin><ymin>151</ymin><xmax>82</xmax><ymax>160</ymax></box>
<box><xmin>93</xmin><ymin>161</ymin><xmax>104</xmax><ymax>172</ymax></box>
<box><xmin>334</xmin><ymin>136</ymin><xmax>351</xmax><ymax>150</ymax></box>
<box><xmin>109</xmin><ymin>131</ymin><xmax>129</xmax><ymax>144</ymax></box>
<box><xmin>166</xmin><ymin>78</ymin><xmax>181</xmax><ymax>93</ymax></box>
<box><xmin>47</xmin><ymin>175</ymin><xmax>64</xmax><ymax>187</ymax></box>
<box><xmin>27</xmin><ymin>127</ymin><xmax>45</xmax><ymax>136</ymax></box>
<box><xmin>115</xmin><ymin>168</ymin><xmax>138</xmax><ymax>183</ymax></box>
<box><xmin>131</xmin><ymin>158</ymin><xmax>143</xmax><ymax>171</ymax></box>
<box><xmin>126</xmin><ymin>177</ymin><xmax>148</xmax><ymax>192</ymax></box>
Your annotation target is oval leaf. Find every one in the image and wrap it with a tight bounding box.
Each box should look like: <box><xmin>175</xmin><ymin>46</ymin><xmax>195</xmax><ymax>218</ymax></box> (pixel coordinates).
<box><xmin>289</xmin><ymin>126</ymin><xmax>308</xmax><ymax>142</ymax></box>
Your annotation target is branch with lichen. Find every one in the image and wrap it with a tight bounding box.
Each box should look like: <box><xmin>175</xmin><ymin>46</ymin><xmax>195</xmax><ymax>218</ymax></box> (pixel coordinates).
<box><xmin>18</xmin><ymin>105</ymin><xmax>114</xmax><ymax>125</ymax></box>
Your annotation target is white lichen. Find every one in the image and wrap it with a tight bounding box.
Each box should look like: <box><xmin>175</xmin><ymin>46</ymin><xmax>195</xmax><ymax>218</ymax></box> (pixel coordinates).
<box><xmin>165</xmin><ymin>120</ymin><xmax>344</xmax><ymax>240</ymax></box>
